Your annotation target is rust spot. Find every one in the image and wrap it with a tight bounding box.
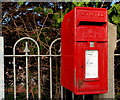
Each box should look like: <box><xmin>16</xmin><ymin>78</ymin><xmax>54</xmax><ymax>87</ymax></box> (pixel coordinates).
<box><xmin>78</xmin><ymin>79</ymin><xmax>84</xmax><ymax>89</ymax></box>
<box><xmin>74</xmin><ymin>70</ymin><xmax>76</xmax><ymax>86</ymax></box>
<box><xmin>68</xmin><ymin>18</ymin><xmax>70</xmax><ymax>21</ymax></box>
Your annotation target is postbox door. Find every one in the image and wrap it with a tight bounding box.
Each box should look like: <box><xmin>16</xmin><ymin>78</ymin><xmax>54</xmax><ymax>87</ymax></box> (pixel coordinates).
<box><xmin>76</xmin><ymin>41</ymin><xmax>108</xmax><ymax>94</ymax></box>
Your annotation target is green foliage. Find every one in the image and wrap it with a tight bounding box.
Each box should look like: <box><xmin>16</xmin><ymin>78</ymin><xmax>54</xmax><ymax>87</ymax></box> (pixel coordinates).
<box><xmin>34</xmin><ymin>7</ymin><xmax>53</xmax><ymax>14</ymax></box>
<box><xmin>38</xmin><ymin>2</ymin><xmax>105</xmax><ymax>29</ymax></box>
<box><xmin>115</xmin><ymin>93</ymin><xmax>120</xmax><ymax>100</ymax></box>
<box><xmin>108</xmin><ymin>4</ymin><xmax>120</xmax><ymax>38</ymax></box>
<box><xmin>33</xmin><ymin>87</ymin><xmax>36</xmax><ymax>93</ymax></box>
<box><xmin>47</xmin><ymin>8</ymin><xmax>53</xmax><ymax>13</ymax></box>
<box><xmin>40</xmin><ymin>46</ymin><xmax>43</xmax><ymax>51</ymax></box>
<box><xmin>52</xmin><ymin>13</ymin><xmax>61</xmax><ymax>28</ymax></box>
<box><xmin>18</xmin><ymin>1</ymin><xmax>24</xmax><ymax>6</ymax></box>
<box><xmin>108</xmin><ymin>4</ymin><xmax>120</xmax><ymax>24</ymax></box>
<box><xmin>73</xmin><ymin>2</ymin><xmax>84</xmax><ymax>7</ymax></box>
<box><xmin>34</xmin><ymin>7</ymin><xmax>43</xmax><ymax>12</ymax></box>
<box><xmin>112</xmin><ymin>15</ymin><xmax>120</xmax><ymax>24</ymax></box>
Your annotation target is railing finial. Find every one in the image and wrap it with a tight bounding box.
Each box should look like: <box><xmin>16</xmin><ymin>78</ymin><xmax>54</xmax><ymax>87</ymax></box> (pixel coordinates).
<box><xmin>23</xmin><ymin>42</ymin><xmax>30</xmax><ymax>55</ymax></box>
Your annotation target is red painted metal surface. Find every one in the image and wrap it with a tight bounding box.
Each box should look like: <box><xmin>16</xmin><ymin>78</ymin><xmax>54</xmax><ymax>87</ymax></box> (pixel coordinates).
<box><xmin>61</xmin><ymin>7</ymin><xmax>108</xmax><ymax>95</ymax></box>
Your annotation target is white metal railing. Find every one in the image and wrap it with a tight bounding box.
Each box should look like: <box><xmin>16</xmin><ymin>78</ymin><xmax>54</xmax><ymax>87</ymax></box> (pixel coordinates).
<box><xmin>0</xmin><ymin>37</ymin><xmax>4</xmax><ymax>99</ymax></box>
<box><xmin>0</xmin><ymin>36</ymin><xmax>80</xmax><ymax>99</ymax></box>
<box><xmin>3</xmin><ymin>37</ymin><xmax>64</xmax><ymax>99</ymax></box>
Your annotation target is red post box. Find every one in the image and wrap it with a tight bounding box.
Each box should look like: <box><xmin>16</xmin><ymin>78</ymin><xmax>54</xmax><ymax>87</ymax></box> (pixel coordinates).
<box><xmin>61</xmin><ymin>7</ymin><xmax>108</xmax><ymax>95</ymax></box>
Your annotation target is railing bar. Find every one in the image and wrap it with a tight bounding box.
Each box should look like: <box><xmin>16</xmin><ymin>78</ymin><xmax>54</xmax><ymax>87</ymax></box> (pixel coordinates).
<box><xmin>83</xmin><ymin>95</ymin><xmax>85</xmax><ymax>100</ymax></box>
<box><xmin>50</xmin><ymin>56</ymin><xmax>52</xmax><ymax>99</ymax></box>
<box><xmin>13</xmin><ymin>56</ymin><xmax>16</xmax><ymax>99</ymax></box>
<box><xmin>4</xmin><ymin>55</ymin><xmax>61</xmax><ymax>57</ymax></box>
<box><xmin>60</xmin><ymin>48</ymin><xmax>63</xmax><ymax>99</ymax></box>
<box><xmin>26</xmin><ymin>55</ymin><xmax>29</xmax><ymax>99</ymax></box>
<box><xmin>61</xmin><ymin>86</ymin><xmax>63</xmax><ymax>99</ymax></box>
<box><xmin>38</xmin><ymin>56</ymin><xmax>41</xmax><ymax>99</ymax></box>
<box><xmin>114</xmin><ymin>54</ymin><xmax>120</xmax><ymax>56</ymax></box>
<box><xmin>72</xmin><ymin>92</ymin><xmax>74</xmax><ymax>100</ymax></box>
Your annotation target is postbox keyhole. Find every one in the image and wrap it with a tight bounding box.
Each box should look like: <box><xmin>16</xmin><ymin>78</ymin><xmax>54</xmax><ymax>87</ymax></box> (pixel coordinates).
<box><xmin>90</xmin><ymin>42</ymin><xmax>94</xmax><ymax>47</ymax></box>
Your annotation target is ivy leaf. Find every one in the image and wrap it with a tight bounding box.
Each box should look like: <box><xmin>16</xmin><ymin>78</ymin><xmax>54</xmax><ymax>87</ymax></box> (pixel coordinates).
<box><xmin>18</xmin><ymin>2</ymin><xmax>24</xmax><ymax>6</ymax></box>
<box><xmin>57</xmin><ymin>18</ymin><xmax>60</xmax><ymax>24</ymax></box>
<box><xmin>112</xmin><ymin>15</ymin><xmax>120</xmax><ymax>25</ymax></box>
<box><xmin>108</xmin><ymin>7</ymin><xmax>113</xmax><ymax>15</ymax></box>
<box><xmin>34</xmin><ymin>7</ymin><xmax>43</xmax><ymax>13</ymax></box>
<box><xmin>117</xmin><ymin>6</ymin><xmax>120</xmax><ymax>14</ymax></box>
<box><xmin>47</xmin><ymin>9</ymin><xmax>53</xmax><ymax>13</ymax></box>
<box><xmin>85</xmin><ymin>2</ymin><xmax>90</xmax><ymax>5</ymax></box>
<box><xmin>73</xmin><ymin>2</ymin><xmax>84</xmax><ymax>7</ymax></box>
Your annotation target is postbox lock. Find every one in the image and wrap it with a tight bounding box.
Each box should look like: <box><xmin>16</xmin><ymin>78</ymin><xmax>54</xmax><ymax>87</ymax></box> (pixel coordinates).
<box><xmin>90</xmin><ymin>42</ymin><xmax>94</xmax><ymax>47</ymax></box>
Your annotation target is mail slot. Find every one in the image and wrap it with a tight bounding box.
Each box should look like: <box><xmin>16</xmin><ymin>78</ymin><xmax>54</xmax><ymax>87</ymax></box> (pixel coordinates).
<box><xmin>61</xmin><ymin>7</ymin><xmax>108</xmax><ymax>95</ymax></box>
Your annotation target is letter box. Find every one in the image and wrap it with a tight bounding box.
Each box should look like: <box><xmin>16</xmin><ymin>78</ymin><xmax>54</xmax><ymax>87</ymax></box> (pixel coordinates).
<box><xmin>61</xmin><ymin>7</ymin><xmax>108</xmax><ymax>95</ymax></box>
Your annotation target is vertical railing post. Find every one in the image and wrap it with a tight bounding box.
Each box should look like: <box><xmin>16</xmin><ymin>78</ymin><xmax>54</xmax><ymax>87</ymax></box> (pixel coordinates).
<box><xmin>24</xmin><ymin>42</ymin><xmax>30</xmax><ymax>99</ymax></box>
<box><xmin>37</xmin><ymin>44</ymin><xmax>40</xmax><ymax>99</ymax></box>
<box><xmin>59</xmin><ymin>43</ymin><xmax>63</xmax><ymax>99</ymax></box>
<box><xmin>0</xmin><ymin>37</ymin><xmax>4</xmax><ymax>99</ymax></box>
<box><xmin>13</xmin><ymin>55</ymin><xmax>16</xmax><ymax>99</ymax></box>
<box><xmin>49</xmin><ymin>38</ymin><xmax>61</xmax><ymax>99</ymax></box>
<box><xmin>13</xmin><ymin>41</ymin><xmax>16</xmax><ymax>99</ymax></box>
<box><xmin>72</xmin><ymin>92</ymin><xmax>74</xmax><ymax>100</ymax></box>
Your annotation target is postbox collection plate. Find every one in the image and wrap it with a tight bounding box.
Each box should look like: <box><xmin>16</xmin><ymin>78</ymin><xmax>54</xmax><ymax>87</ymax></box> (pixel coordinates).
<box><xmin>85</xmin><ymin>50</ymin><xmax>98</xmax><ymax>79</ymax></box>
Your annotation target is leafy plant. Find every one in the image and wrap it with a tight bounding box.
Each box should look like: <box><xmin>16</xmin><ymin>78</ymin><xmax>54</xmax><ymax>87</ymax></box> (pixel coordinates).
<box><xmin>108</xmin><ymin>4</ymin><xmax>120</xmax><ymax>38</ymax></box>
